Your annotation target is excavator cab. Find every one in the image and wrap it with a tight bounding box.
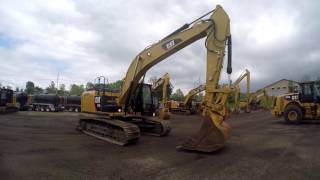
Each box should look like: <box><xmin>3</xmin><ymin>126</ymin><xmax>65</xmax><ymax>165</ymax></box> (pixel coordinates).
<box><xmin>131</xmin><ymin>83</ymin><xmax>155</xmax><ymax>116</ymax></box>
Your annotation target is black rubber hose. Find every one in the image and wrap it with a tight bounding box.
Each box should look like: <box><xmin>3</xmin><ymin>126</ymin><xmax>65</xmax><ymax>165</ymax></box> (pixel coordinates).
<box><xmin>227</xmin><ymin>35</ymin><xmax>232</xmax><ymax>74</ymax></box>
<box><xmin>162</xmin><ymin>24</ymin><xmax>189</xmax><ymax>41</ymax></box>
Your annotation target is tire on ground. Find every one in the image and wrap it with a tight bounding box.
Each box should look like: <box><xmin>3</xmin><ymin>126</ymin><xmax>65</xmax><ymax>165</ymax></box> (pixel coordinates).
<box><xmin>284</xmin><ymin>104</ymin><xmax>302</xmax><ymax>124</ymax></box>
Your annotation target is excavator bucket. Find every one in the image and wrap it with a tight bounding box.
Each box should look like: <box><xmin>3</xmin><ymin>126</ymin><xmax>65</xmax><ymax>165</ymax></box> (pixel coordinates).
<box><xmin>177</xmin><ymin>116</ymin><xmax>230</xmax><ymax>153</ymax></box>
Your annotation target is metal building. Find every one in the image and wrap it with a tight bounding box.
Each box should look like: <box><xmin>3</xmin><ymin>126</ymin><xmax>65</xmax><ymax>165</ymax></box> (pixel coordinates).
<box><xmin>262</xmin><ymin>79</ymin><xmax>299</xmax><ymax>96</ymax></box>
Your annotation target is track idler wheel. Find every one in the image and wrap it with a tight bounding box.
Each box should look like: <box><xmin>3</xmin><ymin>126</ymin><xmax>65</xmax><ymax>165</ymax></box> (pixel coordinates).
<box><xmin>177</xmin><ymin>115</ymin><xmax>230</xmax><ymax>153</ymax></box>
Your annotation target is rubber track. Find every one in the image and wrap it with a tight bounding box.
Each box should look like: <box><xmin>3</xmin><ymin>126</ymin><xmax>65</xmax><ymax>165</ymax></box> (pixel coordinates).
<box><xmin>78</xmin><ymin>118</ymin><xmax>140</xmax><ymax>146</ymax></box>
<box><xmin>142</xmin><ymin>118</ymin><xmax>171</xmax><ymax>136</ymax></box>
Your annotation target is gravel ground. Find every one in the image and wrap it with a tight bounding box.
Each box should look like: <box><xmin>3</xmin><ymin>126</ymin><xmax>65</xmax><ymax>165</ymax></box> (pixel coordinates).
<box><xmin>1</xmin><ymin>110</ymin><xmax>320</xmax><ymax>180</ymax></box>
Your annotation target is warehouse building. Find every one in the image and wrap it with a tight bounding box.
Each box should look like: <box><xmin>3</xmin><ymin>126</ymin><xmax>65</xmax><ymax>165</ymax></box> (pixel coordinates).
<box><xmin>262</xmin><ymin>79</ymin><xmax>299</xmax><ymax>96</ymax></box>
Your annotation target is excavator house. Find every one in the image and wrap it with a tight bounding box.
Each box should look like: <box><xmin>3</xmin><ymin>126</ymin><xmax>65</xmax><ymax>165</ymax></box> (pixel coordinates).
<box><xmin>78</xmin><ymin>5</ymin><xmax>233</xmax><ymax>153</ymax></box>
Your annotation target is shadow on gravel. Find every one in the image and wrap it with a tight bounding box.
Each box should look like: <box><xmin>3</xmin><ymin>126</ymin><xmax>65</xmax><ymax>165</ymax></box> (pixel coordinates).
<box><xmin>176</xmin><ymin>145</ymin><xmax>231</xmax><ymax>156</ymax></box>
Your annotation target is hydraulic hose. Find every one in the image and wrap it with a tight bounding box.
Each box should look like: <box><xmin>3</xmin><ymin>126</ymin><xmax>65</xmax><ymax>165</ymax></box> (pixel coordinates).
<box><xmin>227</xmin><ymin>35</ymin><xmax>232</xmax><ymax>75</ymax></box>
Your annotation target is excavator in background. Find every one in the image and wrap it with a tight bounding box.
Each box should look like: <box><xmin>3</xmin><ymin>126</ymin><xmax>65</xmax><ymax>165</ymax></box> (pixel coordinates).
<box><xmin>272</xmin><ymin>80</ymin><xmax>320</xmax><ymax>123</ymax></box>
<box><xmin>231</xmin><ymin>69</ymin><xmax>250</xmax><ymax>113</ymax></box>
<box><xmin>152</xmin><ymin>73</ymin><xmax>171</xmax><ymax>120</ymax></box>
<box><xmin>0</xmin><ymin>88</ymin><xmax>18</xmax><ymax>113</ymax></box>
<box><xmin>250</xmin><ymin>89</ymin><xmax>273</xmax><ymax>110</ymax></box>
<box><xmin>78</xmin><ymin>5</ymin><xmax>233</xmax><ymax>153</ymax></box>
<box><xmin>170</xmin><ymin>84</ymin><xmax>206</xmax><ymax>114</ymax></box>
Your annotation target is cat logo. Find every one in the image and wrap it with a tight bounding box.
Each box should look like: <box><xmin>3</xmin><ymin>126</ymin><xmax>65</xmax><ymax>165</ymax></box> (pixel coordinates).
<box><xmin>162</xmin><ymin>39</ymin><xmax>182</xmax><ymax>50</ymax></box>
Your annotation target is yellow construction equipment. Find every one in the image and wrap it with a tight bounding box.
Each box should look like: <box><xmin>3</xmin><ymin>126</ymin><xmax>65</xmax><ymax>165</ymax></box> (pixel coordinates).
<box><xmin>167</xmin><ymin>100</ymin><xmax>181</xmax><ymax>111</ymax></box>
<box><xmin>78</xmin><ymin>5</ymin><xmax>233</xmax><ymax>152</ymax></box>
<box><xmin>152</xmin><ymin>73</ymin><xmax>171</xmax><ymax>120</ymax></box>
<box><xmin>272</xmin><ymin>80</ymin><xmax>320</xmax><ymax>123</ymax></box>
<box><xmin>231</xmin><ymin>69</ymin><xmax>250</xmax><ymax>113</ymax></box>
<box><xmin>170</xmin><ymin>84</ymin><xmax>206</xmax><ymax>114</ymax></box>
<box><xmin>250</xmin><ymin>89</ymin><xmax>273</xmax><ymax>110</ymax></box>
<box><xmin>183</xmin><ymin>84</ymin><xmax>206</xmax><ymax>114</ymax></box>
<box><xmin>0</xmin><ymin>88</ymin><xmax>18</xmax><ymax>113</ymax></box>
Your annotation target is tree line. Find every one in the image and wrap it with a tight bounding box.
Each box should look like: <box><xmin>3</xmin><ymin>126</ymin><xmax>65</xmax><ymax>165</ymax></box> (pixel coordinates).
<box><xmin>1</xmin><ymin>79</ymin><xmax>203</xmax><ymax>102</ymax></box>
<box><xmin>15</xmin><ymin>80</ymin><xmax>124</xmax><ymax>96</ymax></box>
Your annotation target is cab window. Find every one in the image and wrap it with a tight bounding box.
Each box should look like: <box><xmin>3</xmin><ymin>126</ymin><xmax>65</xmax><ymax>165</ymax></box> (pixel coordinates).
<box><xmin>314</xmin><ymin>84</ymin><xmax>320</xmax><ymax>97</ymax></box>
<box><xmin>303</xmin><ymin>84</ymin><xmax>312</xmax><ymax>95</ymax></box>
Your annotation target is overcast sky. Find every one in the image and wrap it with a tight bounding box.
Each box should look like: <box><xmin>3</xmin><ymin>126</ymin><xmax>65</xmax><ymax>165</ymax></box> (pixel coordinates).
<box><xmin>0</xmin><ymin>0</ymin><xmax>319</xmax><ymax>93</ymax></box>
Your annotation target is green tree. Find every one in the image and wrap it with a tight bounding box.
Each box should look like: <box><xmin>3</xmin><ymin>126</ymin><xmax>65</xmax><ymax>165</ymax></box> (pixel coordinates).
<box><xmin>25</xmin><ymin>81</ymin><xmax>35</xmax><ymax>94</ymax></box>
<box><xmin>57</xmin><ymin>84</ymin><xmax>67</xmax><ymax>95</ymax></box>
<box><xmin>70</xmin><ymin>84</ymin><xmax>85</xmax><ymax>95</ymax></box>
<box><xmin>34</xmin><ymin>87</ymin><xmax>44</xmax><ymax>94</ymax></box>
<box><xmin>105</xmin><ymin>80</ymin><xmax>123</xmax><ymax>90</ymax></box>
<box><xmin>86</xmin><ymin>82</ymin><xmax>95</xmax><ymax>90</ymax></box>
<box><xmin>170</xmin><ymin>89</ymin><xmax>184</xmax><ymax>101</ymax></box>
<box><xmin>46</xmin><ymin>81</ymin><xmax>57</xmax><ymax>94</ymax></box>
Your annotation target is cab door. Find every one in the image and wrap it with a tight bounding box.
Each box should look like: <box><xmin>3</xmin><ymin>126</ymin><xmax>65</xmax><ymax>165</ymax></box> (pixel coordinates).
<box><xmin>299</xmin><ymin>83</ymin><xmax>314</xmax><ymax>103</ymax></box>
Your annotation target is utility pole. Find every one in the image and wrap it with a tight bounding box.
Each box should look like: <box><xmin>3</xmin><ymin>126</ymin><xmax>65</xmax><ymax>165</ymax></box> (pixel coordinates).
<box><xmin>56</xmin><ymin>72</ymin><xmax>60</xmax><ymax>95</ymax></box>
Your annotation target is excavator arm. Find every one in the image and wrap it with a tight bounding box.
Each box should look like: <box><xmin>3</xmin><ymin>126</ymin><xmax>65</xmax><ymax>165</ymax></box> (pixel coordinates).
<box><xmin>231</xmin><ymin>69</ymin><xmax>251</xmax><ymax>113</ymax></box>
<box><xmin>152</xmin><ymin>73</ymin><xmax>170</xmax><ymax>106</ymax></box>
<box><xmin>115</xmin><ymin>5</ymin><xmax>232</xmax><ymax>152</ymax></box>
<box><xmin>152</xmin><ymin>73</ymin><xmax>171</xmax><ymax>120</ymax></box>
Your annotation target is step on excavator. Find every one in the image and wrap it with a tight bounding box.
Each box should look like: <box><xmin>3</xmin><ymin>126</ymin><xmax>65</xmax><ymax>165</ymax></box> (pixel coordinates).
<box><xmin>78</xmin><ymin>5</ymin><xmax>233</xmax><ymax>153</ymax></box>
<box><xmin>152</xmin><ymin>73</ymin><xmax>171</xmax><ymax>120</ymax></box>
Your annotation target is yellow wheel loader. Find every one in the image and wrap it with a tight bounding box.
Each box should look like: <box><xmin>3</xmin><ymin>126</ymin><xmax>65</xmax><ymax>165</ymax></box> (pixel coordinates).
<box><xmin>78</xmin><ymin>5</ymin><xmax>233</xmax><ymax>153</ymax></box>
<box><xmin>272</xmin><ymin>80</ymin><xmax>320</xmax><ymax>124</ymax></box>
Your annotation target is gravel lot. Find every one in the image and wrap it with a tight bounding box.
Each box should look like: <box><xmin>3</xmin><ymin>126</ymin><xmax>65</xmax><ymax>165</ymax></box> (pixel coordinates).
<box><xmin>1</xmin><ymin>110</ymin><xmax>320</xmax><ymax>180</ymax></box>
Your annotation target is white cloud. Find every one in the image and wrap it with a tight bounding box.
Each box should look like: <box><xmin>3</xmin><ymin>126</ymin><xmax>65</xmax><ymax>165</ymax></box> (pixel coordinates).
<box><xmin>0</xmin><ymin>0</ymin><xmax>320</xmax><ymax>93</ymax></box>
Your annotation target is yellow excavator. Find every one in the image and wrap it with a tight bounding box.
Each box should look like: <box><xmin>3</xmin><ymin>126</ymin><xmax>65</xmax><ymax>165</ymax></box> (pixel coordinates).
<box><xmin>78</xmin><ymin>5</ymin><xmax>233</xmax><ymax>152</ymax></box>
<box><xmin>171</xmin><ymin>85</ymin><xmax>206</xmax><ymax>114</ymax></box>
<box><xmin>250</xmin><ymin>89</ymin><xmax>272</xmax><ymax>110</ymax></box>
<box><xmin>231</xmin><ymin>69</ymin><xmax>250</xmax><ymax>113</ymax></box>
<box><xmin>152</xmin><ymin>73</ymin><xmax>171</xmax><ymax>120</ymax></box>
